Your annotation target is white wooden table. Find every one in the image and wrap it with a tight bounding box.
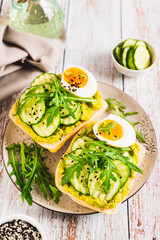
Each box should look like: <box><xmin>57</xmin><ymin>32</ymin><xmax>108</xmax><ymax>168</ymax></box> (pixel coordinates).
<box><xmin>0</xmin><ymin>1</ymin><xmax>160</xmax><ymax>239</ymax></box>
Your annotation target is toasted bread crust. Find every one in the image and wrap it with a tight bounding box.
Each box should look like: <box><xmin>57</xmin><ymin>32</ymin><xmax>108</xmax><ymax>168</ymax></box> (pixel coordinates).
<box><xmin>55</xmin><ymin>125</ymin><xmax>145</xmax><ymax>214</ymax></box>
<box><xmin>9</xmin><ymin>99</ymin><xmax>108</xmax><ymax>153</ymax></box>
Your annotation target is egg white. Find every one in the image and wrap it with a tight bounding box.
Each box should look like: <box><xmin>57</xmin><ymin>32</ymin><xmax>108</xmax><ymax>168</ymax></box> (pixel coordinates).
<box><xmin>61</xmin><ymin>65</ymin><xmax>97</xmax><ymax>98</ymax></box>
<box><xmin>93</xmin><ymin>114</ymin><xmax>136</xmax><ymax>148</ymax></box>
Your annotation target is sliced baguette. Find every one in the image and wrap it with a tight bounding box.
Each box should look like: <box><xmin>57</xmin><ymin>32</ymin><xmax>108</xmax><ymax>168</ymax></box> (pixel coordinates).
<box><xmin>9</xmin><ymin>99</ymin><xmax>108</xmax><ymax>153</ymax></box>
<box><xmin>55</xmin><ymin>124</ymin><xmax>145</xmax><ymax>214</ymax></box>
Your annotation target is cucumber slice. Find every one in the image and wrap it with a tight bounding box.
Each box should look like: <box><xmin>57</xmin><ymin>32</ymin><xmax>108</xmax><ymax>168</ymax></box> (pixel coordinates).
<box><xmin>60</xmin><ymin>102</ymin><xmax>78</xmax><ymax>118</ymax></box>
<box><xmin>88</xmin><ymin>143</ymin><xmax>101</xmax><ymax>151</ymax></box>
<box><xmin>113</xmin><ymin>46</ymin><xmax>121</xmax><ymax>63</ymax></box>
<box><xmin>18</xmin><ymin>86</ymin><xmax>46</xmax><ymax>125</ymax></box>
<box><xmin>65</xmin><ymin>149</ymin><xmax>83</xmax><ymax>167</ymax></box>
<box><xmin>43</xmin><ymin>83</ymin><xmax>55</xmax><ymax>93</ymax></box>
<box><xmin>134</xmin><ymin>40</ymin><xmax>147</xmax><ymax>48</ymax></box>
<box><xmin>122</xmin><ymin>47</ymin><xmax>131</xmax><ymax>68</ymax></box>
<box><xmin>19</xmin><ymin>88</ymin><xmax>31</xmax><ymax>105</ymax></box>
<box><xmin>65</xmin><ymin>149</ymin><xmax>90</xmax><ymax>194</ymax></box>
<box><xmin>71</xmin><ymin>164</ymin><xmax>90</xmax><ymax>194</ymax></box>
<box><xmin>88</xmin><ymin>169</ymin><xmax>121</xmax><ymax>201</ymax></box>
<box><xmin>122</xmin><ymin>38</ymin><xmax>136</xmax><ymax>49</ymax></box>
<box><xmin>19</xmin><ymin>86</ymin><xmax>44</xmax><ymax>105</ymax></box>
<box><xmin>72</xmin><ymin>135</ymin><xmax>94</xmax><ymax>151</ymax></box>
<box><xmin>127</xmin><ymin>48</ymin><xmax>136</xmax><ymax>70</ymax></box>
<box><xmin>32</xmin><ymin>111</ymin><xmax>61</xmax><ymax>137</ymax></box>
<box><xmin>133</xmin><ymin>45</ymin><xmax>151</xmax><ymax>70</ymax></box>
<box><xmin>31</xmin><ymin>73</ymin><xmax>57</xmax><ymax>86</ymax></box>
<box><xmin>113</xmin><ymin>160</ymin><xmax>130</xmax><ymax>187</ymax></box>
<box><xmin>61</xmin><ymin>104</ymin><xmax>82</xmax><ymax>126</ymax></box>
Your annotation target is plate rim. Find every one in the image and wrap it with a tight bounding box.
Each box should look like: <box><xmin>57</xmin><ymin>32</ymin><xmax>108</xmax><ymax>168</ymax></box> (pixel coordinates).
<box><xmin>2</xmin><ymin>82</ymin><xmax>158</xmax><ymax>215</ymax></box>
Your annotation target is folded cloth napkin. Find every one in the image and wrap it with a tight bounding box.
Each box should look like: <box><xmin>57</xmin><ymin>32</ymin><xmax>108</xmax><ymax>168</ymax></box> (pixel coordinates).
<box><xmin>0</xmin><ymin>25</ymin><xmax>66</xmax><ymax>101</ymax></box>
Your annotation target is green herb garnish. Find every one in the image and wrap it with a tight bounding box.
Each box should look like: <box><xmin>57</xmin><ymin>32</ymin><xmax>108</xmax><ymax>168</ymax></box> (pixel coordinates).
<box><xmin>6</xmin><ymin>141</ymin><xmax>61</xmax><ymax>205</ymax></box>
<box><xmin>105</xmin><ymin>97</ymin><xmax>146</xmax><ymax>143</ymax></box>
<box><xmin>23</xmin><ymin>77</ymin><xmax>97</xmax><ymax>127</ymax></box>
<box><xmin>79</xmin><ymin>73</ymin><xmax>87</xmax><ymax>79</ymax></box>
<box><xmin>61</xmin><ymin>141</ymin><xmax>143</xmax><ymax>194</ymax></box>
<box><xmin>98</xmin><ymin>122</ymin><xmax>117</xmax><ymax>133</ymax></box>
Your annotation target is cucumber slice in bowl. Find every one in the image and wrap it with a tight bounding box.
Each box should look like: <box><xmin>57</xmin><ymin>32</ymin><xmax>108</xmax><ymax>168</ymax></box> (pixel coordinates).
<box><xmin>134</xmin><ymin>40</ymin><xmax>147</xmax><ymax>48</ymax></box>
<box><xmin>113</xmin><ymin>46</ymin><xmax>121</xmax><ymax>64</ymax></box>
<box><xmin>127</xmin><ymin>48</ymin><xmax>136</xmax><ymax>70</ymax></box>
<box><xmin>61</xmin><ymin>104</ymin><xmax>82</xmax><ymax>126</ymax></box>
<box><xmin>134</xmin><ymin>45</ymin><xmax>151</xmax><ymax>70</ymax></box>
<box><xmin>88</xmin><ymin>169</ymin><xmax>121</xmax><ymax>201</ymax></box>
<box><xmin>121</xmin><ymin>46</ymin><xmax>131</xmax><ymax>68</ymax></box>
<box><xmin>18</xmin><ymin>86</ymin><xmax>46</xmax><ymax>125</ymax></box>
<box><xmin>122</xmin><ymin>38</ymin><xmax>136</xmax><ymax>49</ymax></box>
<box><xmin>32</xmin><ymin>110</ymin><xmax>61</xmax><ymax>137</ymax></box>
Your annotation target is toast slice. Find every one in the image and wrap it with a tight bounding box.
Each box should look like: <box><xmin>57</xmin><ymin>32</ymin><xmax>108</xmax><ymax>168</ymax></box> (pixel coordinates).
<box><xmin>55</xmin><ymin>125</ymin><xmax>145</xmax><ymax>214</ymax></box>
<box><xmin>9</xmin><ymin>99</ymin><xmax>108</xmax><ymax>153</ymax></box>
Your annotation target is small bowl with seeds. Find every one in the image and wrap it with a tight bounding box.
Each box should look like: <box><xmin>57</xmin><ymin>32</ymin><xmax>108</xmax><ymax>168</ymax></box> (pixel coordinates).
<box><xmin>0</xmin><ymin>214</ymin><xmax>47</xmax><ymax>240</ymax></box>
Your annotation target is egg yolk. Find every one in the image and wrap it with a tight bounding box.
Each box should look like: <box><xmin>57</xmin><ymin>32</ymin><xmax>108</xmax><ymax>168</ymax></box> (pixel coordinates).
<box><xmin>63</xmin><ymin>67</ymin><xmax>88</xmax><ymax>88</ymax></box>
<box><xmin>98</xmin><ymin>120</ymin><xmax>123</xmax><ymax>141</ymax></box>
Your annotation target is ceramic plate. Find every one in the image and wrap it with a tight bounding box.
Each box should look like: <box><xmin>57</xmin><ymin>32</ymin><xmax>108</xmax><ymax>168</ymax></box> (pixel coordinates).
<box><xmin>2</xmin><ymin>82</ymin><xmax>157</xmax><ymax>214</ymax></box>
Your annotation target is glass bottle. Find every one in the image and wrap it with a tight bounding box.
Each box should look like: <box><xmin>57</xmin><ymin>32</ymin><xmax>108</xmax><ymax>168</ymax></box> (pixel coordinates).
<box><xmin>9</xmin><ymin>0</ymin><xmax>64</xmax><ymax>38</ymax></box>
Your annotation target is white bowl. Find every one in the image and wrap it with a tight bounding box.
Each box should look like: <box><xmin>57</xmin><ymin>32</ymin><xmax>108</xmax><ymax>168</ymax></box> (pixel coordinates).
<box><xmin>111</xmin><ymin>39</ymin><xmax>157</xmax><ymax>77</ymax></box>
<box><xmin>0</xmin><ymin>214</ymin><xmax>47</xmax><ymax>240</ymax></box>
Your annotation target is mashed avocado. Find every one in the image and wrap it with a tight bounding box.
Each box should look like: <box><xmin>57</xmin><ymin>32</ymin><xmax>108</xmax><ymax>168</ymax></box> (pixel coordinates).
<box><xmin>13</xmin><ymin>91</ymin><xmax>102</xmax><ymax>144</ymax></box>
<box><xmin>59</xmin><ymin>123</ymin><xmax>141</xmax><ymax>209</ymax></box>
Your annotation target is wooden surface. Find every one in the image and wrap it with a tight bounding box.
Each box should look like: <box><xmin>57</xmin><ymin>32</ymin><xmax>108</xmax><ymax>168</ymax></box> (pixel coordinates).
<box><xmin>0</xmin><ymin>0</ymin><xmax>160</xmax><ymax>239</ymax></box>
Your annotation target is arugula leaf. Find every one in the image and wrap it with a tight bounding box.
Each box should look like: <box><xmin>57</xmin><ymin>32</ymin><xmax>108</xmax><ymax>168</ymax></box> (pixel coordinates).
<box><xmin>61</xmin><ymin>161</ymin><xmax>87</xmax><ymax>186</ymax></box>
<box><xmin>20</xmin><ymin>142</ymin><xmax>26</xmax><ymax>172</ymax></box>
<box><xmin>49</xmin><ymin>185</ymin><xmax>61</xmax><ymax>204</ymax></box>
<box><xmin>21</xmin><ymin>141</ymin><xmax>38</xmax><ymax>204</ymax></box>
<box><xmin>100</xmin><ymin>161</ymin><xmax>111</xmax><ymax>194</ymax></box>
<box><xmin>47</xmin><ymin>106</ymin><xmax>59</xmax><ymax>127</ymax></box>
<box><xmin>105</xmin><ymin>97</ymin><xmax>146</xmax><ymax>143</ymax></box>
<box><xmin>98</xmin><ymin>122</ymin><xmax>117</xmax><ymax>133</ymax></box>
<box><xmin>6</xmin><ymin>141</ymin><xmax>61</xmax><ymax>205</ymax></box>
<box><xmin>63</xmin><ymin>96</ymin><xmax>97</xmax><ymax>102</ymax></box>
<box><xmin>87</xmin><ymin>141</ymin><xmax>143</xmax><ymax>174</ymax></box>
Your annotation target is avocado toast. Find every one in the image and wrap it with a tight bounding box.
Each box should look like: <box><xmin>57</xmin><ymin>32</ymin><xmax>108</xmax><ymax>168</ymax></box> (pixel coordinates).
<box><xmin>55</xmin><ymin>123</ymin><xmax>145</xmax><ymax>214</ymax></box>
<box><xmin>9</xmin><ymin>72</ymin><xmax>108</xmax><ymax>153</ymax></box>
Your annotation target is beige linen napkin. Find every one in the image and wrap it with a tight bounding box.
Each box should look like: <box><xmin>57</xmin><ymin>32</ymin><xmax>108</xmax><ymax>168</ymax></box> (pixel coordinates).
<box><xmin>0</xmin><ymin>25</ymin><xmax>66</xmax><ymax>101</ymax></box>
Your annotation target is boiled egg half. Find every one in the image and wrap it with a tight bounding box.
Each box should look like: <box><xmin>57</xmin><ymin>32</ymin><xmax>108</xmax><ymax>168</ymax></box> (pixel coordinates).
<box><xmin>61</xmin><ymin>65</ymin><xmax>97</xmax><ymax>98</ymax></box>
<box><xmin>93</xmin><ymin>114</ymin><xmax>136</xmax><ymax>148</ymax></box>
